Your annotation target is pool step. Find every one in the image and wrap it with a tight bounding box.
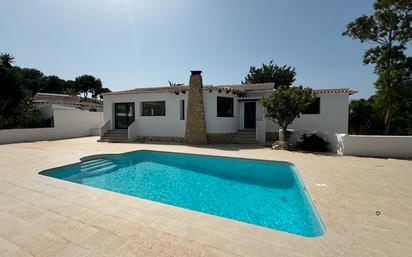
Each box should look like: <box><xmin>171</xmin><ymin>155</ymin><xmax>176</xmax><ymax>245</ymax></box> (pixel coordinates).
<box><xmin>80</xmin><ymin>160</ymin><xmax>116</xmax><ymax>172</ymax></box>
<box><xmin>78</xmin><ymin>159</ymin><xmax>119</xmax><ymax>177</ymax></box>
<box><xmin>81</xmin><ymin>159</ymin><xmax>108</xmax><ymax>168</ymax></box>
<box><xmin>77</xmin><ymin>164</ymin><xmax>118</xmax><ymax>178</ymax></box>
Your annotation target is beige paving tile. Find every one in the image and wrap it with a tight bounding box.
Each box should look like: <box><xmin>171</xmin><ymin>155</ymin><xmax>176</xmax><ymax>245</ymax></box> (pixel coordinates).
<box><xmin>5</xmin><ymin>228</ymin><xmax>65</xmax><ymax>256</ymax></box>
<box><xmin>151</xmin><ymin>233</ymin><xmax>205</xmax><ymax>257</ymax></box>
<box><xmin>200</xmin><ymin>246</ymin><xmax>243</xmax><ymax>257</ymax></box>
<box><xmin>110</xmin><ymin>241</ymin><xmax>167</xmax><ymax>257</ymax></box>
<box><xmin>78</xmin><ymin>230</ymin><xmax>126</xmax><ymax>257</ymax></box>
<box><xmin>0</xmin><ymin>236</ymin><xmax>33</xmax><ymax>257</ymax></box>
<box><xmin>0</xmin><ymin>137</ymin><xmax>411</xmax><ymax>257</ymax></box>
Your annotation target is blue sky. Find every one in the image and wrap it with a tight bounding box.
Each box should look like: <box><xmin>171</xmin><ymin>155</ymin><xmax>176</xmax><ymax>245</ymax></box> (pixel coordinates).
<box><xmin>1</xmin><ymin>0</ymin><xmax>379</xmax><ymax>98</ymax></box>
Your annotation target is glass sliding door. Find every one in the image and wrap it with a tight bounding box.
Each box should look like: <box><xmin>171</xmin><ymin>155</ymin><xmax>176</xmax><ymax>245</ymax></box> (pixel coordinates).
<box><xmin>115</xmin><ymin>103</ymin><xmax>135</xmax><ymax>129</ymax></box>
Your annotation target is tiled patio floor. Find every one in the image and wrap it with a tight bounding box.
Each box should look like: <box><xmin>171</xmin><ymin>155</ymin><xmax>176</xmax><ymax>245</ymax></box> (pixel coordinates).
<box><xmin>0</xmin><ymin>137</ymin><xmax>411</xmax><ymax>257</ymax></box>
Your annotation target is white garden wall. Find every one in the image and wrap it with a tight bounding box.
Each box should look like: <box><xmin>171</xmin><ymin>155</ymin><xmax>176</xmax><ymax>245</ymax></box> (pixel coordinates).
<box><xmin>342</xmin><ymin>135</ymin><xmax>412</xmax><ymax>158</ymax></box>
<box><xmin>0</xmin><ymin>107</ymin><xmax>103</xmax><ymax>144</ymax></box>
<box><xmin>289</xmin><ymin>130</ymin><xmax>412</xmax><ymax>158</ymax></box>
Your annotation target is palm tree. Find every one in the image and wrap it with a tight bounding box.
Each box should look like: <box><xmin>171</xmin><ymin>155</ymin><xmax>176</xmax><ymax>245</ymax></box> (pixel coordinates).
<box><xmin>0</xmin><ymin>53</ymin><xmax>15</xmax><ymax>67</ymax></box>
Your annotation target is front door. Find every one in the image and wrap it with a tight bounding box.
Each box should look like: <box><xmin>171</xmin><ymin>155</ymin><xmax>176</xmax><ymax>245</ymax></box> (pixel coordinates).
<box><xmin>115</xmin><ymin>103</ymin><xmax>135</xmax><ymax>129</ymax></box>
<box><xmin>244</xmin><ymin>102</ymin><xmax>256</xmax><ymax>129</ymax></box>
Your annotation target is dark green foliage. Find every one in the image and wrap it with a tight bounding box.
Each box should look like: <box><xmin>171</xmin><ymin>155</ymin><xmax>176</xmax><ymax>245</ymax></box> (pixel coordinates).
<box><xmin>349</xmin><ymin>98</ymin><xmax>379</xmax><ymax>134</ymax></box>
<box><xmin>94</xmin><ymin>87</ymin><xmax>111</xmax><ymax>100</ymax></box>
<box><xmin>0</xmin><ymin>64</ymin><xmax>48</xmax><ymax>129</ymax></box>
<box><xmin>243</xmin><ymin>60</ymin><xmax>296</xmax><ymax>88</ymax></box>
<box><xmin>0</xmin><ymin>53</ymin><xmax>15</xmax><ymax>67</ymax></box>
<box><xmin>296</xmin><ymin>133</ymin><xmax>329</xmax><ymax>152</ymax></box>
<box><xmin>261</xmin><ymin>86</ymin><xmax>315</xmax><ymax>141</ymax></box>
<box><xmin>343</xmin><ymin>0</ymin><xmax>412</xmax><ymax>134</ymax></box>
<box><xmin>13</xmin><ymin>94</ymin><xmax>52</xmax><ymax>128</ymax></box>
<box><xmin>168</xmin><ymin>81</ymin><xmax>184</xmax><ymax>86</ymax></box>
<box><xmin>0</xmin><ymin>64</ymin><xmax>23</xmax><ymax>114</ymax></box>
<box><xmin>0</xmin><ymin>52</ymin><xmax>110</xmax><ymax>129</ymax></box>
<box><xmin>349</xmin><ymin>94</ymin><xmax>412</xmax><ymax>135</ymax></box>
<box><xmin>74</xmin><ymin>75</ymin><xmax>104</xmax><ymax>99</ymax></box>
<box><xmin>62</xmin><ymin>87</ymin><xmax>79</xmax><ymax>96</ymax></box>
<box><xmin>20</xmin><ymin>68</ymin><xmax>45</xmax><ymax>93</ymax></box>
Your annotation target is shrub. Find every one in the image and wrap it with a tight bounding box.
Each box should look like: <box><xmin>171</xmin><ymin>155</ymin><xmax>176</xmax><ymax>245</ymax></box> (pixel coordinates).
<box><xmin>296</xmin><ymin>133</ymin><xmax>329</xmax><ymax>152</ymax></box>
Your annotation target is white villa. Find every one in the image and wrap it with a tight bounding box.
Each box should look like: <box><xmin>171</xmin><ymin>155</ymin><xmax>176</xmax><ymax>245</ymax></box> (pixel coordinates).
<box><xmin>100</xmin><ymin>71</ymin><xmax>355</xmax><ymax>143</ymax></box>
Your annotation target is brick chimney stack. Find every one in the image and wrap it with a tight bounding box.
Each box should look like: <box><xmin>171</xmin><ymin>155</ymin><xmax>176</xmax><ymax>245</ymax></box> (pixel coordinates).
<box><xmin>184</xmin><ymin>71</ymin><xmax>207</xmax><ymax>144</ymax></box>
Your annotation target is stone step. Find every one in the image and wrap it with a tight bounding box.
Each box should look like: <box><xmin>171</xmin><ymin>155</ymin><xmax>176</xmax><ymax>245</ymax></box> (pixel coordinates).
<box><xmin>226</xmin><ymin>139</ymin><xmax>257</xmax><ymax>144</ymax></box>
<box><xmin>232</xmin><ymin>133</ymin><xmax>256</xmax><ymax>137</ymax></box>
<box><xmin>102</xmin><ymin>133</ymin><xmax>128</xmax><ymax>138</ymax></box>
<box><xmin>101</xmin><ymin>136</ymin><xmax>128</xmax><ymax>140</ymax></box>
<box><xmin>106</xmin><ymin>129</ymin><xmax>128</xmax><ymax>134</ymax></box>
<box><xmin>98</xmin><ymin>138</ymin><xmax>130</xmax><ymax>143</ymax></box>
<box><xmin>235</xmin><ymin>134</ymin><xmax>255</xmax><ymax>137</ymax></box>
<box><xmin>230</xmin><ymin>137</ymin><xmax>256</xmax><ymax>141</ymax></box>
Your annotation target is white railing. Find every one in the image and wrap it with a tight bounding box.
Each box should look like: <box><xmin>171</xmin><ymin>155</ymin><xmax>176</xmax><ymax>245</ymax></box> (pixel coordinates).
<box><xmin>128</xmin><ymin>120</ymin><xmax>138</xmax><ymax>141</ymax></box>
<box><xmin>99</xmin><ymin>120</ymin><xmax>111</xmax><ymax>137</ymax></box>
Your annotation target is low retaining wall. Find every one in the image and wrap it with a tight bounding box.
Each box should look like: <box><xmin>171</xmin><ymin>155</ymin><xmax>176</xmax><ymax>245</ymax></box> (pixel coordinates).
<box><xmin>342</xmin><ymin>135</ymin><xmax>412</xmax><ymax>158</ymax></box>
<box><xmin>207</xmin><ymin>133</ymin><xmax>236</xmax><ymax>144</ymax></box>
<box><xmin>289</xmin><ymin>130</ymin><xmax>411</xmax><ymax>158</ymax></box>
<box><xmin>136</xmin><ymin>136</ymin><xmax>184</xmax><ymax>143</ymax></box>
<box><xmin>0</xmin><ymin>107</ymin><xmax>103</xmax><ymax>144</ymax></box>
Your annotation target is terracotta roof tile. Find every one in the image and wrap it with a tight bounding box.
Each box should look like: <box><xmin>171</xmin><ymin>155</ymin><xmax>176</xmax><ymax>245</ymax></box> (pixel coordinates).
<box><xmin>33</xmin><ymin>93</ymin><xmax>102</xmax><ymax>108</ymax></box>
<box><xmin>104</xmin><ymin>84</ymin><xmax>356</xmax><ymax>97</ymax></box>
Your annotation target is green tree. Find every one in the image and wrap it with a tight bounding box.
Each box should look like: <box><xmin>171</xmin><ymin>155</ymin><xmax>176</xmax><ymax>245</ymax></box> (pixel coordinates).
<box><xmin>14</xmin><ymin>93</ymin><xmax>50</xmax><ymax>128</ymax></box>
<box><xmin>343</xmin><ymin>0</ymin><xmax>412</xmax><ymax>134</ymax></box>
<box><xmin>20</xmin><ymin>68</ymin><xmax>45</xmax><ymax>94</ymax></box>
<box><xmin>0</xmin><ymin>53</ymin><xmax>111</xmax><ymax>129</ymax></box>
<box><xmin>43</xmin><ymin>75</ymin><xmax>66</xmax><ymax>93</ymax></box>
<box><xmin>243</xmin><ymin>60</ymin><xmax>296</xmax><ymax>88</ymax></box>
<box><xmin>261</xmin><ymin>86</ymin><xmax>315</xmax><ymax>142</ymax></box>
<box><xmin>92</xmin><ymin>87</ymin><xmax>111</xmax><ymax>100</ymax></box>
<box><xmin>74</xmin><ymin>74</ymin><xmax>104</xmax><ymax>99</ymax></box>
<box><xmin>62</xmin><ymin>87</ymin><xmax>79</xmax><ymax>96</ymax></box>
<box><xmin>168</xmin><ymin>80</ymin><xmax>184</xmax><ymax>86</ymax></box>
<box><xmin>349</xmin><ymin>98</ymin><xmax>384</xmax><ymax>134</ymax></box>
<box><xmin>0</xmin><ymin>54</ymin><xmax>23</xmax><ymax>115</ymax></box>
<box><xmin>0</xmin><ymin>53</ymin><xmax>15</xmax><ymax>67</ymax></box>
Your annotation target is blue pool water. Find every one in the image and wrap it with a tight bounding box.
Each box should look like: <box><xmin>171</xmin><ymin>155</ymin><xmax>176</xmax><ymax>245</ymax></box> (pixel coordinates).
<box><xmin>40</xmin><ymin>150</ymin><xmax>324</xmax><ymax>237</ymax></box>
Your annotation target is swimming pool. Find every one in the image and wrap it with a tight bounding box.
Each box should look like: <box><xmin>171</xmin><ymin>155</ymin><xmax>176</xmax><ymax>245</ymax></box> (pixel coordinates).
<box><xmin>40</xmin><ymin>150</ymin><xmax>324</xmax><ymax>237</ymax></box>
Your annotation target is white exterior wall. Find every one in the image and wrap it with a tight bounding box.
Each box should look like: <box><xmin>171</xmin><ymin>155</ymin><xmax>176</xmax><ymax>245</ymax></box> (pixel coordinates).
<box><xmin>204</xmin><ymin>91</ymin><xmax>239</xmax><ymax>133</ymax></box>
<box><xmin>103</xmin><ymin>90</ymin><xmax>241</xmax><ymax>137</ymax></box>
<box><xmin>135</xmin><ymin>93</ymin><xmax>187</xmax><ymax>137</ymax></box>
<box><xmin>238</xmin><ymin>102</ymin><xmax>244</xmax><ymax>130</ymax></box>
<box><xmin>256</xmin><ymin>101</ymin><xmax>264</xmax><ymax>122</ymax></box>
<box><xmin>103</xmin><ymin>90</ymin><xmax>350</xmax><ymax>138</ymax></box>
<box><xmin>265</xmin><ymin>93</ymin><xmax>350</xmax><ymax>134</ymax></box>
<box><xmin>103</xmin><ymin>92</ymin><xmax>188</xmax><ymax>137</ymax></box>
